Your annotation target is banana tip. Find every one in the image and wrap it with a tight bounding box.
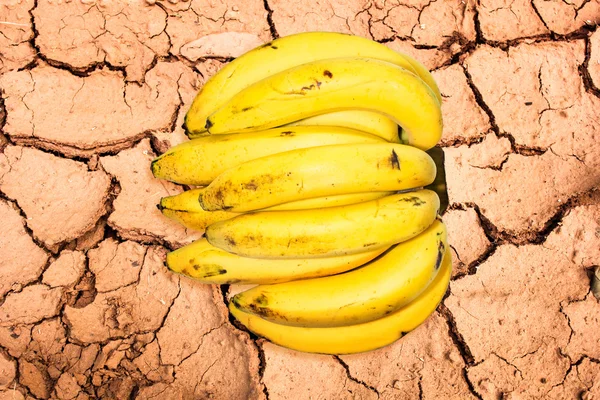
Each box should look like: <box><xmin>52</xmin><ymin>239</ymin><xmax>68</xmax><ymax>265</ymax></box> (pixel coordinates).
<box><xmin>231</xmin><ymin>295</ymin><xmax>241</xmax><ymax>308</ymax></box>
<box><xmin>150</xmin><ymin>158</ymin><xmax>160</xmax><ymax>177</ymax></box>
<box><xmin>197</xmin><ymin>192</ymin><xmax>207</xmax><ymax>210</ymax></box>
<box><xmin>164</xmin><ymin>253</ymin><xmax>178</xmax><ymax>273</ymax></box>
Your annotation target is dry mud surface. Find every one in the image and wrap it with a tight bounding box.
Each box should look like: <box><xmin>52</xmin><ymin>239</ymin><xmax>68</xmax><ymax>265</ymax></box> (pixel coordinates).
<box><xmin>1</xmin><ymin>0</ymin><xmax>600</xmax><ymax>399</ymax></box>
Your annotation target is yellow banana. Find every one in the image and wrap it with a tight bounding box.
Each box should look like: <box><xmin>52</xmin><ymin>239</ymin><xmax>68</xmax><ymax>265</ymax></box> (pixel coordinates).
<box><xmin>204</xmin><ymin>57</ymin><xmax>442</xmax><ymax>150</ymax></box>
<box><xmin>159</xmin><ymin>188</ymin><xmax>206</xmax><ymax>213</ymax></box>
<box><xmin>158</xmin><ymin>188</ymin><xmax>238</xmax><ymax>232</ymax></box>
<box><xmin>167</xmin><ymin>238</ymin><xmax>390</xmax><ymax>285</ymax></box>
<box><xmin>184</xmin><ymin>31</ymin><xmax>441</xmax><ymax>136</ymax></box>
<box><xmin>151</xmin><ymin>126</ymin><xmax>383</xmax><ymax>186</ymax></box>
<box><xmin>288</xmin><ymin>110</ymin><xmax>400</xmax><ymax>143</ymax></box>
<box><xmin>199</xmin><ymin>143</ymin><xmax>436</xmax><ymax>212</ymax></box>
<box><xmin>205</xmin><ymin>190</ymin><xmax>440</xmax><ymax>259</ymax></box>
<box><xmin>232</xmin><ymin>219</ymin><xmax>447</xmax><ymax>327</ymax></box>
<box><xmin>266</xmin><ymin>191</ymin><xmax>392</xmax><ymax>211</ymax></box>
<box><xmin>229</xmin><ymin>248</ymin><xmax>452</xmax><ymax>354</ymax></box>
<box><xmin>159</xmin><ymin>189</ymin><xmax>392</xmax><ymax>231</ymax></box>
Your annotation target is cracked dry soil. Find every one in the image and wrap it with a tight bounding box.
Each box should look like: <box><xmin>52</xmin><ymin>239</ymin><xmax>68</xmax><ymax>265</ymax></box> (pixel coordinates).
<box><xmin>0</xmin><ymin>0</ymin><xmax>599</xmax><ymax>399</ymax></box>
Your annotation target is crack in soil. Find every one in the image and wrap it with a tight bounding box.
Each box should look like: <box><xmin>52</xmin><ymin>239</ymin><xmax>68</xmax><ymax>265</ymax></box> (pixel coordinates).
<box><xmin>460</xmin><ymin>64</ymin><xmax>548</xmax><ymax>166</ymax></box>
<box><xmin>0</xmin><ymin>192</ymin><xmax>56</xmax><ymax>257</ymax></box>
<box><xmin>579</xmin><ymin>30</ymin><xmax>600</xmax><ymax>98</ymax></box>
<box><xmin>464</xmin><ymin>184</ymin><xmax>596</xmax><ymax>248</ymax></box>
<box><xmin>439</xmin><ymin>304</ymin><xmax>475</xmax><ymax>365</ymax></box>
<box><xmin>262</xmin><ymin>0</ymin><xmax>279</xmax><ymax>39</ymax></box>
<box><xmin>438</xmin><ymin>304</ymin><xmax>483</xmax><ymax>400</ymax></box>
<box><xmin>445</xmin><ymin>203</ymin><xmax>497</xmax><ymax>278</ymax></box>
<box><xmin>219</xmin><ymin>285</ymin><xmax>270</xmax><ymax>399</ymax></box>
<box><xmin>0</xmin><ymin>97</ymin><xmax>11</xmax><ymax>151</ymax></box>
<box><xmin>4</xmin><ymin>61</ymin><xmax>197</xmax><ymax>160</ymax></box>
<box><xmin>530</xmin><ymin>0</ymin><xmax>552</xmax><ymax>33</ymax></box>
<box><xmin>333</xmin><ymin>355</ymin><xmax>380</xmax><ymax>398</ymax></box>
<box><xmin>28</xmin><ymin>5</ymin><xmax>128</xmax><ymax>80</ymax></box>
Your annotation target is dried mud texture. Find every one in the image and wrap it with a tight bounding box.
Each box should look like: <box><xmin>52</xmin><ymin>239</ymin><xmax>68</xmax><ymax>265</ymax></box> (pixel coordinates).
<box><xmin>33</xmin><ymin>1</ymin><xmax>170</xmax><ymax>83</ymax></box>
<box><xmin>270</xmin><ymin>0</ymin><xmax>477</xmax><ymax>70</ymax></box>
<box><xmin>152</xmin><ymin>59</ymin><xmax>222</xmax><ymax>152</ymax></box>
<box><xmin>64</xmin><ymin>245</ymin><xmax>179</xmax><ymax>343</ymax></box>
<box><xmin>340</xmin><ymin>312</ymin><xmax>476</xmax><ymax>399</ymax></box>
<box><xmin>1</xmin><ymin>1</ymin><xmax>599</xmax><ymax>399</ymax></box>
<box><xmin>0</xmin><ymin>199</ymin><xmax>48</xmax><ymax>299</ymax></box>
<box><xmin>42</xmin><ymin>250</ymin><xmax>86</xmax><ymax>289</ymax></box>
<box><xmin>261</xmin><ymin>342</ymin><xmax>377</xmax><ymax>399</ymax></box>
<box><xmin>478</xmin><ymin>0</ymin><xmax>549</xmax><ymax>41</ymax></box>
<box><xmin>443</xmin><ymin>207</ymin><xmax>491</xmax><ymax>277</ymax></box>
<box><xmin>0</xmin><ymin>62</ymin><xmax>192</xmax><ymax>158</ymax></box>
<box><xmin>99</xmin><ymin>139</ymin><xmax>203</xmax><ymax>247</ymax></box>
<box><xmin>0</xmin><ymin>1</ymin><xmax>35</xmax><ymax>74</ymax></box>
<box><xmin>163</xmin><ymin>0</ymin><xmax>271</xmax><ymax>57</ymax></box>
<box><xmin>432</xmin><ymin>64</ymin><xmax>492</xmax><ymax>145</ymax></box>
<box><xmin>532</xmin><ymin>0</ymin><xmax>600</xmax><ymax>35</ymax></box>
<box><xmin>180</xmin><ymin>32</ymin><xmax>264</xmax><ymax>61</ymax></box>
<box><xmin>446</xmin><ymin>40</ymin><xmax>600</xmax><ymax>237</ymax></box>
<box><xmin>0</xmin><ymin>146</ymin><xmax>111</xmax><ymax>250</ymax></box>
<box><xmin>446</xmin><ymin>201</ymin><xmax>600</xmax><ymax>399</ymax></box>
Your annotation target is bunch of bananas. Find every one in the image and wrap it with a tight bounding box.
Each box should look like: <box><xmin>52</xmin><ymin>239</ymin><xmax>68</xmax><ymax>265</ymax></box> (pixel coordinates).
<box><xmin>151</xmin><ymin>32</ymin><xmax>450</xmax><ymax>355</ymax></box>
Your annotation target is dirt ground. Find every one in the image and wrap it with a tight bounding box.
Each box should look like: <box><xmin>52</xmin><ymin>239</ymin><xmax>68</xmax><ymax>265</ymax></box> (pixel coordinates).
<box><xmin>1</xmin><ymin>0</ymin><xmax>599</xmax><ymax>399</ymax></box>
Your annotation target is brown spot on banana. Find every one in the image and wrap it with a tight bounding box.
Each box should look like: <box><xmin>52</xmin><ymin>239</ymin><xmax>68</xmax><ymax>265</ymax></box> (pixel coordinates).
<box><xmin>435</xmin><ymin>242</ymin><xmax>446</xmax><ymax>270</ymax></box>
<box><xmin>284</xmin><ymin>90</ymin><xmax>307</xmax><ymax>95</ymax></box>
<box><xmin>258</xmin><ymin>42</ymin><xmax>278</xmax><ymax>50</ymax></box>
<box><xmin>200</xmin><ymin>265</ymin><xmax>228</xmax><ymax>278</ymax></box>
<box><xmin>212</xmin><ymin>189</ymin><xmax>225</xmax><ymax>206</ymax></box>
<box><xmin>389</xmin><ymin>150</ymin><xmax>401</xmax><ymax>170</ymax></box>
<box><xmin>225</xmin><ymin>236</ymin><xmax>236</xmax><ymax>246</ymax></box>
<box><xmin>323</xmin><ymin>70</ymin><xmax>333</xmax><ymax>78</ymax></box>
<box><xmin>397</xmin><ymin>196</ymin><xmax>426</xmax><ymax>206</ymax></box>
<box><xmin>244</xmin><ymin>181</ymin><xmax>258</xmax><ymax>190</ymax></box>
<box><xmin>235</xmin><ymin>294</ymin><xmax>292</xmax><ymax>321</ymax></box>
<box><xmin>254</xmin><ymin>294</ymin><xmax>269</xmax><ymax>306</ymax></box>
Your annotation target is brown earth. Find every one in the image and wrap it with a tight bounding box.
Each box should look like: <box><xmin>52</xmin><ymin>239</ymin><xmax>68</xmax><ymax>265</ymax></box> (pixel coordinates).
<box><xmin>1</xmin><ymin>0</ymin><xmax>599</xmax><ymax>399</ymax></box>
